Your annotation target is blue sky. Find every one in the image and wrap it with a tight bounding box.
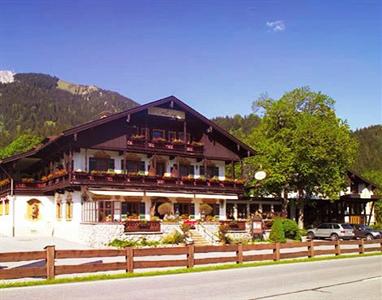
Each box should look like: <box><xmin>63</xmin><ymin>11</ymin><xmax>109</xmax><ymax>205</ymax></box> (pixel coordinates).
<box><xmin>0</xmin><ymin>0</ymin><xmax>381</xmax><ymax>129</ymax></box>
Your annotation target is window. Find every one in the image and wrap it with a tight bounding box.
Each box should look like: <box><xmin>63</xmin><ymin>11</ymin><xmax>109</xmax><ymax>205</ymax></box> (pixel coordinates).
<box><xmin>174</xmin><ymin>203</ymin><xmax>195</xmax><ymax>217</ymax></box>
<box><xmin>273</xmin><ymin>205</ymin><xmax>282</xmax><ymax>212</ymax></box>
<box><xmin>66</xmin><ymin>200</ymin><xmax>73</xmax><ymax>221</ymax></box>
<box><xmin>333</xmin><ymin>224</ymin><xmax>340</xmax><ymax>229</ymax></box>
<box><xmin>82</xmin><ymin>201</ymin><xmax>97</xmax><ymax>223</ymax></box>
<box><xmin>89</xmin><ymin>157</ymin><xmax>115</xmax><ymax>172</ymax></box>
<box><xmin>152</xmin><ymin>129</ymin><xmax>165</xmax><ymax>139</ymax></box>
<box><xmin>179</xmin><ymin>164</ymin><xmax>195</xmax><ymax>177</ymax></box>
<box><xmin>4</xmin><ymin>200</ymin><xmax>9</xmax><ymax>215</ymax></box>
<box><xmin>168</xmin><ymin>131</ymin><xmax>177</xmax><ymax>141</ymax></box>
<box><xmin>121</xmin><ymin>202</ymin><xmax>144</xmax><ymax>220</ymax></box>
<box><xmin>123</xmin><ymin>160</ymin><xmax>145</xmax><ymax>173</ymax></box>
<box><xmin>56</xmin><ymin>201</ymin><xmax>62</xmax><ymax>219</ymax></box>
<box><xmin>317</xmin><ymin>223</ymin><xmax>329</xmax><ymax>229</ymax></box>
<box><xmin>156</xmin><ymin>162</ymin><xmax>166</xmax><ymax>176</ymax></box>
<box><xmin>98</xmin><ymin>201</ymin><xmax>114</xmax><ymax>222</ymax></box>
<box><xmin>200</xmin><ymin>166</ymin><xmax>219</xmax><ymax>178</ymax></box>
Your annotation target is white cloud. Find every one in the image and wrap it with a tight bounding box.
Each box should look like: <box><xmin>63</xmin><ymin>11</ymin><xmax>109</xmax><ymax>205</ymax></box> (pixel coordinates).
<box><xmin>266</xmin><ymin>20</ymin><xmax>286</xmax><ymax>32</ymax></box>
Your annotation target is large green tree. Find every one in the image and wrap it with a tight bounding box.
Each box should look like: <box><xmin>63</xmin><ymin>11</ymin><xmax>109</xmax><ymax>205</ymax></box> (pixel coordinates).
<box><xmin>246</xmin><ymin>87</ymin><xmax>358</xmax><ymax>227</ymax></box>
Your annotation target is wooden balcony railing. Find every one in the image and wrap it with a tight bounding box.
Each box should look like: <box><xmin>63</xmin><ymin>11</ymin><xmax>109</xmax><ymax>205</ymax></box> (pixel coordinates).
<box><xmin>0</xmin><ymin>172</ymin><xmax>244</xmax><ymax>196</ymax></box>
<box><xmin>126</xmin><ymin>138</ymin><xmax>204</xmax><ymax>154</ymax></box>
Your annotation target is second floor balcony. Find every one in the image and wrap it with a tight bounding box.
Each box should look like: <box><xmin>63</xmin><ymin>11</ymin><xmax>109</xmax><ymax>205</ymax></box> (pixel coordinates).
<box><xmin>0</xmin><ymin>170</ymin><xmax>245</xmax><ymax>196</ymax></box>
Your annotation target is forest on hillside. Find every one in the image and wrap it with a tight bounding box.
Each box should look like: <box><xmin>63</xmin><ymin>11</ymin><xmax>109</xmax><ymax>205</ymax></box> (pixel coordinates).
<box><xmin>0</xmin><ymin>73</ymin><xmax>138</xmax><ymax>148</ymax></box>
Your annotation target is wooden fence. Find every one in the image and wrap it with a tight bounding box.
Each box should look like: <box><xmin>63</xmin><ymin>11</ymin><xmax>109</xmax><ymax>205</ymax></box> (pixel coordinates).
<box><xmin>0</xmin><ymin>239</ymin><xmax>381</xmax><ymax>280</ymax></box>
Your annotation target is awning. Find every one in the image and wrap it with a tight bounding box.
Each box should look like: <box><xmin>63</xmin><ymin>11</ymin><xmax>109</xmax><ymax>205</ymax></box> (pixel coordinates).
<box><xmin>145</xmin><ymin>192</ymin><xmax>194</xmax><ymax>198</ymax></box>
<box><xmin>89</xmin><ymin>190</ymin><xmax>144</xmax><ymax>197</ymax></box>
<box><xmin>195</xmin><ymin>194</ymin><xmax>238</xmax><ymax>200</ymax></box>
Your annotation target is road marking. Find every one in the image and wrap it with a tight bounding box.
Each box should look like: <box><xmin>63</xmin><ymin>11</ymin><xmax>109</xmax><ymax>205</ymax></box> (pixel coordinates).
<box><xmin>249</xmin><ymin>276</ymin><xmax>382</xmax><ymax>299</ymax></box>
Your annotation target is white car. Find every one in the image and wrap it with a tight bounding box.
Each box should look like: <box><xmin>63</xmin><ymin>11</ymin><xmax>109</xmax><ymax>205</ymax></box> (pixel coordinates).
<box><xmin>307</xmin><ymin>223</ymin><xmax>354</xmax><ymax>241</ymax></box>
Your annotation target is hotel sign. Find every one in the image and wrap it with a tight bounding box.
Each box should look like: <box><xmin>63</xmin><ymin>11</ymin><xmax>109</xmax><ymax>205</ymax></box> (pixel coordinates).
<box><xmin>148</xmin><ymin>107</ymin><xmax>185</xmax><ymax>120</ymax></box>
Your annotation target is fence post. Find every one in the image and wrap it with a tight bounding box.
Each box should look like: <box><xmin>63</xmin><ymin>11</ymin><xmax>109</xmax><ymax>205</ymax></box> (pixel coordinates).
<box><xmin>308</xmin><ymin>240</ymin><xmax>315</xmax><ymax>258</ymax></box>
<box><xmin>273</xmin><ymin>243</ymin><xmax>280</xmax><ymax>261</ymax></box>
<box><xmin>45</xmin><ymin>245</ymin><xmax>55</xmax><ymax>280</ymax></box>
<box><xmin>335</xmin><ymin>240</ymin><xmax>341</xmax><ymax>256</ymax></box>
<box><xmin>187</xmin><ymin>244</ymin><xmax>194</xmax><ymax>268</ymax></box>
<box><xmin>358</xmin><ymin>239</ymin><xmax>365</xmax><ymax>254</ymax></box>
<box><xmin>236</xmin><ymin>243</ymin><xmax>243</xmax><ymax>264</ymax></box>
<box><xmin>126</xmin><ymin>247</ymin><xmax>134</xmax><ymax>273</ymax></box>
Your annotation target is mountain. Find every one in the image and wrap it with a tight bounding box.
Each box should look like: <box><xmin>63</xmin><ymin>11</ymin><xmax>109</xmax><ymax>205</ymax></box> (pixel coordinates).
<box><xmin>0</xmin><ymin>72</ymin><xmax>139</xmax><ymax>148</ymax></box>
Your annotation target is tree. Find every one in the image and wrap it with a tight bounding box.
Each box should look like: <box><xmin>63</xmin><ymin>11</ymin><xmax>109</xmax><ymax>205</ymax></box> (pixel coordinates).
<box><xmin>246</xmin><ymin>87</ymin><xmax>358</xmax><ymax>227</ymax></box>
<box><xmin>0</xmin><ymin>134</ymin><xmax>42</xmax><ymax>159</ymax></box>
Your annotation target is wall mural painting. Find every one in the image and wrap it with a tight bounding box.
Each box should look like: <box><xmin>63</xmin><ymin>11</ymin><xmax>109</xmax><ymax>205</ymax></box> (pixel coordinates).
<box><xmin>26</xmin><ymin>199</ymin><xmax>42</xmax><ymax>220</ymax></box>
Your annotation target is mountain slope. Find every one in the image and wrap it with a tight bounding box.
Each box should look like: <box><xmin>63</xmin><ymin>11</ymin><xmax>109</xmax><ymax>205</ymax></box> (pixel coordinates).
<box><xmin>0</xmin><ymin>72</ymin><xmax>138</xmax><ymax>148</ymax></box>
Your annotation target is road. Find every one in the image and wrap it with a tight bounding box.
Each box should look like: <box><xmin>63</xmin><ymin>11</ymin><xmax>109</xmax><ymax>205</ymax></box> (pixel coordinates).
<box><xmin>1</xmin><ymin>255</ymin><xmax>381</xmax><ymax>300</ymax></box>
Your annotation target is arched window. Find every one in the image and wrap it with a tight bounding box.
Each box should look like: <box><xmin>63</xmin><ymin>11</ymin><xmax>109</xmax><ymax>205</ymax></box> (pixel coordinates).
<box><xmin>66</xmin><ymin>199</ymin><xmax>73</xmax><ymax>221</ymax></box>
<box><xmin>27</xmin><ymin>199</ymin><xmax>41</xmax><ymax>220</ymax></box>
<box><xmin>56</xmin><ymin>200</ymin><xmax>62</xmax><ymax>219</ymax></box>
<box><xmin>4</xmin><ymin>199</ymin><xmax>9</xmax><ymax>215</ymax></box>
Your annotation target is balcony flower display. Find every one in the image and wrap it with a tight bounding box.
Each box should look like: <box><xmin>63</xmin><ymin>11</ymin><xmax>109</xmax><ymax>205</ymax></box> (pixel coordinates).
<box><xmin>209</xmin><ymin>176</ymin><xmax>221</xmax><ymax>185</ymax></box>
<box><xmin>21</xmin><ymin>178</ymin><xmax>35</xmax><ymax>183</ymax></box>
<box><xmin>0</xmin><ymin>178</ymin><xmax>10</xmax><ymax>187</ymax></box>
<box><xmin>152</xmin><ymin>137</ymin><xmax>167</xmax><ymax>144</ymax></box>
<box><xmin>131</xmin><ymin>134</ymin><xmax>145</xmax><ymax>141</ymax></box>
<box><xmin>181</xmin><ymin>175</ymin><xmax>194</xmax><ymax>184</ymax></box>
<box><xmin>234</xmin><ymin>178</ymin><xmax>245</xmax><ymax>186</ymax></box>
<box><xmin>162</xmin><ymin>175</ymin><xmax>177</xmax><ymax>182</ymax></box>
<box><xmin>191</xmin><ymin>141</ymin><xmax>204</xmax><ymax>147</ymax></box>
<box><xmin>172</xmin><ymin>139</ymin><xmax>185</xmax><ymax>145</ymax></box>
<box><xmin>194</xmin><ymin>175</ymin><xmax>206</xmax><ymax>184</ymax></box>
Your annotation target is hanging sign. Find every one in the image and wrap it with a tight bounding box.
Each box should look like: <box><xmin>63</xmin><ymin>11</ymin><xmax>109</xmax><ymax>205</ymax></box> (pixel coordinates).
<box><xmin>148</xmin><ymin>107</ymin><xmax>185</xmax><ymax>120</ymax></box>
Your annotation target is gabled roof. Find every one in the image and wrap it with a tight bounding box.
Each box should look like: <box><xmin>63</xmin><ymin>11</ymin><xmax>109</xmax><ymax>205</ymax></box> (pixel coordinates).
<box><xmin>63</xmin><ymin>95</ymin><xmax>255</xmax><ymax>155</ymax></box>
<box><xmin>0</xmin><ymin>96</ymin><xmax>255</xmax><ymax>166</ymax></box>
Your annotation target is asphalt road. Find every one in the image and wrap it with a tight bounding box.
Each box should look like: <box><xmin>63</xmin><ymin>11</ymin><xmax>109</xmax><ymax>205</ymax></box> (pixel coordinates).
<box><xmin>1</xmin><ymin>256</ymin><xmax>381</xmax><ymax>300</ymax></box>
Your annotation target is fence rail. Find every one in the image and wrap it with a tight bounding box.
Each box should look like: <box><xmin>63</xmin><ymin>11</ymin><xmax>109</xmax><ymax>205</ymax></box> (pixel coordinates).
<box><xmin>0</xmin><ymin>239</ymin><xmax>381</xmax><ymax>280</ymax></box>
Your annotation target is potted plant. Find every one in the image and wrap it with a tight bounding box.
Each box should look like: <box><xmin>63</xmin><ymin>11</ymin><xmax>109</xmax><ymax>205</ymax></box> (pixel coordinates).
<box><xmin>223</xmin><ymin>177</ymin><xmax>235</xmax><ymax>187</ymax></box>
<box><xmin>162</xmin><ymin>175</ymin><xmax>177</xmax><ymax>183</ymax></box>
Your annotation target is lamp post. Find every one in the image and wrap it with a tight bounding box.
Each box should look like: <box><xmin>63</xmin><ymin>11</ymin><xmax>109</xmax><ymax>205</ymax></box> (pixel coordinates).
<box><xmin>250</xmin><ymin>170</ymin><xmax>267</xmax><ymax>240</ymax></box>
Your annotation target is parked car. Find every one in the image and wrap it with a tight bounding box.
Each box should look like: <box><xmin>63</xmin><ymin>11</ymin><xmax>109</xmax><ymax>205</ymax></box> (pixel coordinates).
<box><xmin>350</xmin><ymin>224</ymin><xmax>382</xmax><ymax>240</ymax></box>
<box><xmin>307</xmin><ymin>223</ymin><xmax>354</xmax><ymax>241</ymax></box>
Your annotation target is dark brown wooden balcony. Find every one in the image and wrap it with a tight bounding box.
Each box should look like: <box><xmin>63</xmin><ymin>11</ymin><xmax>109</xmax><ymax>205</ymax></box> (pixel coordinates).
<box><xmin>126</xmin><ymin>137</ymin><xmax>204</xmax><ymax>155</ymax></box>
<box><xmin>1</xmin><ymin>171</ymin><xmax>245</xmax><ymax>196</ymax></box>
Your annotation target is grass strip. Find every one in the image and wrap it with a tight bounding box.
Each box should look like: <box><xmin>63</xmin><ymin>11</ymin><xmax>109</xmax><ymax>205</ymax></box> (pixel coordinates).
<box><xmin>0</xmin><ymin>252</ymin><xmax>381</xmax><ymax>289</ymax></box>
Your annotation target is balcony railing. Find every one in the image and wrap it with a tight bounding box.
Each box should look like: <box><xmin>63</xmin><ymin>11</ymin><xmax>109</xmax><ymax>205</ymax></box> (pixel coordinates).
<box><xmin>0</xmin><ymin>171</ymin><xmax>245</xmax><ymax>195</ymax></box>
<box><xmin>126</xmin><ymin>137</ymin><xmax>204</xmax><ymax>154</ymax></box>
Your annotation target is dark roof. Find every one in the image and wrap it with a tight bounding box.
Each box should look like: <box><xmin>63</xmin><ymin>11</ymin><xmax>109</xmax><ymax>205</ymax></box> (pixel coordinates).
<box><xmin>347</xmin><ymin>170</ymin><xmax>379</xmax><ymax>189</ymax></box>
<box><xmin>0</xmin><ymin>96</ymin><xmax>255</xmax><ymax>165</ymax></box>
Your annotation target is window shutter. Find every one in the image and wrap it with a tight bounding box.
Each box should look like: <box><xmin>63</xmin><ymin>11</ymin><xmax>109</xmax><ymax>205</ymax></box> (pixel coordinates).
<box><xmin>139</xmin><ymin>161</ymin><xmax>145</xmax><ymax>172</ymax></box>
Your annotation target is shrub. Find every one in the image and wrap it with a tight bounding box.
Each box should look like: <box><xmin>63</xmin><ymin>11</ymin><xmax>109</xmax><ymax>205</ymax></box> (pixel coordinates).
<box><xmin>180</xmin><ymin>223</ymin><xmax>191</xmax><ymax>237</ymax></box>
<box><xmin>269</xmin><ymin>218</ymin><xmax>286</xmax><ymax>243</ymax></box>
<box><xmin>218</xmin><ymin>224</ymin><xmax>231</xmax><ymax>244</ymax></box>
<box><xmin>161</xmin><ymin>230</ymin><xmax>184</xmax><ymax>244</ymax></box>
<box><xmin>108</xmin><ymin>239</ymin><xmax>139</xmax><ymax>248</ymax></box>
<box><xmin>282</xmin><ymin>218</ymin><xmax>302</xmax><ymax>241</ymax></box>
